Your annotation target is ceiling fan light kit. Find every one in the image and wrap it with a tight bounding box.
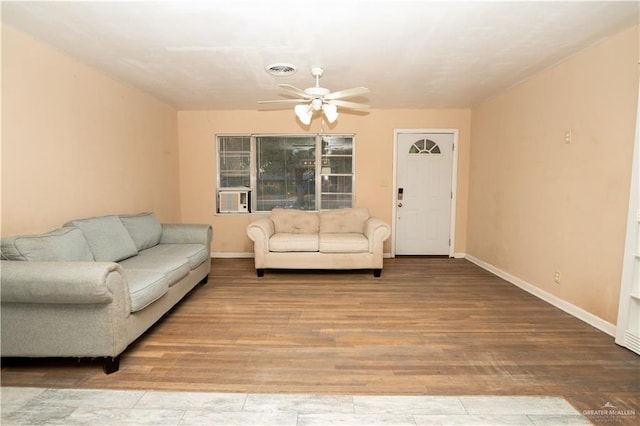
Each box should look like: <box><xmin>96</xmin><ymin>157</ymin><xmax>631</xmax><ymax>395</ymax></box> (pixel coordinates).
<box><xmin>258</xmin><ymin>66</ymin><xmax>370</xmax><ymax>125</ymax></box>
<box><xmin>321</xmin><ymin>103</ymin><xmax>338</xmax><ymax>123</ymax></box>
<box><xmin>294</xmin><ymin>104</ymin><xmax>313</xmax><ymax>125</ymax></box>
<box><xmin>294</xmin><ymin>102</ymin><xmax>339</xmax><ymax>125</ymax></box>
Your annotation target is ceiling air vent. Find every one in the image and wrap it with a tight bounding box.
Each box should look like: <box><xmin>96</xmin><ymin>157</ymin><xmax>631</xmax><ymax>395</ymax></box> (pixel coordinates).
<box><xmin>265</xmin><ymin>63</ymin><xmax>297</xmax><ymax>76</ymax></box>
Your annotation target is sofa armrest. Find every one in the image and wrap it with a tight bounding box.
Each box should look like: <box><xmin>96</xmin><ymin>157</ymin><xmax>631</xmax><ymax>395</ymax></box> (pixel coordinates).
<box><xmin>364</xmin><ymin>217</ymin><xmax>391</xmax><ymax>253</ymax></box>
<box><xmin>160</xmin><ymin>224</ymin><xmax>213</xmax><ymax>246</ymax></box>
<box><xmin>0</xmin><ymin>261</ymin><xmax>123</xmax><ymax>305</ymax></box>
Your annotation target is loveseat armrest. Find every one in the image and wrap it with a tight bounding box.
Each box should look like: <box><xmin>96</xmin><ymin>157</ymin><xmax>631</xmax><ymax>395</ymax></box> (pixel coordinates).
<box><xmin>0</xmin><ymin>261</ymin><xmax>124</xmax><ymax>305</ymax></box>
<box><xmin>246</xmin><ymin>218</ymin><xmax>275</xmax><ymax>249</ymax></box>
<box><xmin>247</xmin><ymin>218</ymin><xmax>275</xmax><ymax>273</ymax></box>
<box><xmin>364</xmin><ymin>217</ymin><xmax>391</xmax><ymax>253</ymax></box>
<box><xmin>160</xmin><ymin>224</ymin><xmax>213</xmax><ymax>246</ymax></box>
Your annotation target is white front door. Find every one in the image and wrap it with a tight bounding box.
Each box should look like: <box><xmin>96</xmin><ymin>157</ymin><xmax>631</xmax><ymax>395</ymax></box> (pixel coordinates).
<box><xmin>394</xmin><ymin>132</ymin><xmax>454</xmax><ymax>255</ymax></box>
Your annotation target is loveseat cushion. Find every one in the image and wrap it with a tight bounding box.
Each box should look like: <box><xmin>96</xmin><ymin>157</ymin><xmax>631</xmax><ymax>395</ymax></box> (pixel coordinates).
<box><xmin>0</xmin><ymin>227</ymin><xmax>95</xmax><ymax>262</ymax></box>
<box><xmin>319</xmin><ymin>233</ymin><xmax>369</xmax><ymax>253</ymax></box>
<box><xmin>68</xmin><ymin>216</ymin><xmax>138</xmax><ymax>262</ymax></box>
<box><xmin>119</xmin><ymin>212</ymin><xmax>163</xmax><ymax>251</ymax></box>
<box><xmin>138</xmin><ymin>244</ymin><xmax>208</xmax><ymax>270</ymax></box>
<box><xmin>269</xmin><ymin>233</ymin><xmax>319</xmax><ymax>252</ymax></box>
<box><xmin>319</xmin><ymin>207</ymin><xmax>370</xmax><ymax>233</ymax></box>
<box><xmin>119</xmin><ymin>255</ymin><xmax>190</xmax><ymax>287</ymax></box>
<box><xmin>271</xmin><ymin>208</ymin><xmax>319</xmax><ymax>234</ymax></box>
<box><xmin>123</xmin><ymin>270</ymin><xmax>169</xmax><ymax>312</ymax></box>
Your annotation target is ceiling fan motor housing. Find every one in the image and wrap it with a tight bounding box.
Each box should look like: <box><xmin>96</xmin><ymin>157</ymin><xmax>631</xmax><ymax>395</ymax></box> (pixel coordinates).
<box><xmin>305</xmin><ymin>87</ymin><xmax>330</xmax><ymax>97</ymax></box>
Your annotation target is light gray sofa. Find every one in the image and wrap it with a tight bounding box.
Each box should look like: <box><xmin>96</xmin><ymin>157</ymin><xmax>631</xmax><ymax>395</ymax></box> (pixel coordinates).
<box><xmin>247</xmin><ymin>207</ymin><xmax>390</xmax><ymax>277</ymax></box>
<box><xmin>0</xmin><ymin>213</ymin><xmax>212</xmax><ymax>374</ymax></box>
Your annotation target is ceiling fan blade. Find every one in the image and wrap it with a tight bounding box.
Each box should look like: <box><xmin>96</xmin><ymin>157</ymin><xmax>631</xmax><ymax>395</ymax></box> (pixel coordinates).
<box><xmin>278</xmin><ymin>84</ymin><xmax>313</xmax><ymax>99</ymax></box>
<box><xmin>325</xmin><ymin>86</ymin><xmax>370</xmax><ymax>100</ymax></box>
<box><xmin>327</xmin><ymin>99</ymin><xmax>370</xmax><ymax>110</ymax></box>
<box><xmin>257</xmin><ymin>99</ymin><xmax>305</xmax><ymax>111</ymax></box>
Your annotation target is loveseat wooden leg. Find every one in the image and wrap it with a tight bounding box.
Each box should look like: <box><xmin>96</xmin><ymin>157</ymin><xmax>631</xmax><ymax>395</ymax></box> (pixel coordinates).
<box><xmin>199</xmin><ymin>275</ymin><xmax>209</xmax><ymax>285</ymax></box>
<box><xmin>256</xmin><ymin>269</ymin><xmax>264</xmax><ymax>277</ymax></box>
<box><xmin>103</xmin><ymin>356</ymin><xmax>120</xmax><ymax>374</ymax></box>
<box><xmin>373</xmin><ymin>269</ymin><xmax>382</xmax><ymax>278</ymax></box>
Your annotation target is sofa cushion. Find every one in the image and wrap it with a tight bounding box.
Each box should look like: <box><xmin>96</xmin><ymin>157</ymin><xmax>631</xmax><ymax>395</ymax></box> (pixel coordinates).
<box><xmin>271</xmin><ymin>208</ymin><xmax>319</xmax><ymax>234</ymax></box>
<box><xmin>123</xmin><ymin>269</ymin><xmax>169</xmax><ymax>312</ymax></box>
<box><xmin>269</xmin><ymin>233</ymin><xmax>319</xmax><ymax>252</ymax></box>
<box><xmin>319</xmin><ymin>233</ymin><xmax>369</xmax><ymax>253</ymax></box>
<box><xmin>0</xmin><ymin>227</ymin><xmax>95</xmax><ymax>262</ymax></box>
<box><xmin>119</xmin><ymin>255</ymin><xmax>190</xmax><ymax>287</ymax></box>
<box><xmin>138</xmin><ymin>244</ymin><xmax>208</xmax><ymax>270</ymax></box>
<box><xmin>119</xmin><ymin>212</ymin><xmax>163</xmax><ymax>251</ymax></box>
<box><xmin>68</xmin><ymin>216</ymin><xmax>138</xmax><ymax>262</ymax></box>
<box><xmin>320</xmin><ymin>207</ymin><xmax>370</xmax><ymax>234</ymax></box>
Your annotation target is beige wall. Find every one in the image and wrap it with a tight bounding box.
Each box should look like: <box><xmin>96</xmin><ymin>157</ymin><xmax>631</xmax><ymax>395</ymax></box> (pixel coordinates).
<box><xmin>177</xmin><ymin>109</ymin><xmax>471</xmax><ymax>255</ymax></box>
<box><xmin>467</xmin><ymin>26</ymin><xmax>639</xmax><ymax>324</ymax></box>
<box><xmin>1</xmin><ymin>25</ymin><xmax>181</xmax><ymax>236</ymax></box>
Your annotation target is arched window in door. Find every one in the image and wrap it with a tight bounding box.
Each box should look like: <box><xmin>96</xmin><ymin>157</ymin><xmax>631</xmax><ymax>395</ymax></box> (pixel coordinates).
<box><xmin>409</xmin><ymin>139</ymin><xmax>441</xmax><ymax>154</ymax></box>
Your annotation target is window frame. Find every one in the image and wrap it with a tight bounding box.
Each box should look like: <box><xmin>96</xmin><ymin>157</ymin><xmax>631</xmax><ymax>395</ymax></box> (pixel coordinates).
<box><xmin>216</xmin><ymin>133</ymin><xmax>356</xmax><ymax>214</ymax></box>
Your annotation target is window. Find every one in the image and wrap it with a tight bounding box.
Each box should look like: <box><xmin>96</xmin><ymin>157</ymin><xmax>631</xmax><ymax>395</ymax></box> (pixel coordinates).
<box><xmin>409</xmin><ymin>138</ymin><xmax>441</xmax><ymax>154</ymax></box>
<box><xmin>217</xmin><ymin>134</ymin><xmax>355</xmax><ymax>212</ymax></box>
<box><xmin>256</xmin><ymin>135</ymin><xmax>316</xmax><ymax>211</ymax></box>
<box><xmin>320</xmin><ymin>136</ymin><xmax>354</xmax><ymax>209</ymax></box>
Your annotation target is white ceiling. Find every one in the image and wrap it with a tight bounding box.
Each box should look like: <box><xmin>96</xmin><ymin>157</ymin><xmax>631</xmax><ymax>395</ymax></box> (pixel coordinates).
<box><xmin>2</xmin><ymin>1</ymin><xmax>638</xmax><ymax>110</ymax></box>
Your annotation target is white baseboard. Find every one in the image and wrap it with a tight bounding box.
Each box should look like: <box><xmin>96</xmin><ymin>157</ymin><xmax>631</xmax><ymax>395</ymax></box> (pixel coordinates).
<box><xmin>464</xmin><ymin>254</ymin><xmax>616</xmax><ymax>337</ymax></box>
<box><xmin>212</xmin><ymin>252</ymin><xmax>253</xmax><ymax>258</ymax></box>
<box><xmin>214</xmin><ymin>252</ymin><xmax>395</xmax><ymax>259</ymax></box>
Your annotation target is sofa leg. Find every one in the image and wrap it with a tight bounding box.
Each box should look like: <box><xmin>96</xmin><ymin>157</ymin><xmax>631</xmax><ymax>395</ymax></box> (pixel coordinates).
<box><xmin>103</xmin><ymin>356</ymin><xmax>120</xmax><ymax>374</ymax></box>
<box><xmin>256</xmin><ymin>269</ymin><xmax>264</xmax><ymax>277</ymax></box>
<box><xmin>373</xmin><ymin>269</ymin><xmax>382</xmax><ymax>278</ymax></box>
<box><xmin>199</xmin><ymin>275</ymin><xmax>209</xmax><ymax>285</ymax></box>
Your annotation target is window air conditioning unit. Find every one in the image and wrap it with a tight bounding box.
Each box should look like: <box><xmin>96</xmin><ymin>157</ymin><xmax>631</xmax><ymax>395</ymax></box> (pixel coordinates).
<box><xmin>218</xmin><ymin>190</ymin><xmax>250</xmax><ymax>213</ymax></box>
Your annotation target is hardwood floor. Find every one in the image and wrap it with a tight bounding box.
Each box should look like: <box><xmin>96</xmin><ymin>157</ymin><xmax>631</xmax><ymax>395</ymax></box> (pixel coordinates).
<box><xmin>2</xmin><ymin>257</ymin><xmax>638</xmax><ymax>425</ymax></box>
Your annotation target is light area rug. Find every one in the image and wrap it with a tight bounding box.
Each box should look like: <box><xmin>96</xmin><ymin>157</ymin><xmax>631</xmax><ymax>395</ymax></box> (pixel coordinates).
<box><xmin>1</xmin><ymin>387</ymin><xmax>592</xmax><ymax>425</ymax></box>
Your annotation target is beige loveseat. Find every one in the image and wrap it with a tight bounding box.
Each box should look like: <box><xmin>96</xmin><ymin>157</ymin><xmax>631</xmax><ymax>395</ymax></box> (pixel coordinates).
<box><xmin>247</xmin><ymin>207</ymin><xmax>390</xmax><ymax>277</ymax></box>
<box><xmin>0</xmin><ymin>213</ymin><xmax>212</xmax><ymax>374</ymax></box>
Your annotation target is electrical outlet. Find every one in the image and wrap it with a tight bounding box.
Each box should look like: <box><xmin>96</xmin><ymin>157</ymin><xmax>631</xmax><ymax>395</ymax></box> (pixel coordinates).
<box><xmin>554</xmin><ymin>271</ymin><xmax>561</xmax><ymax>283</ymax></box>
<box><xmin>564</xmin><ymin>129</ymin><xmax>572</xmax><ymax>144</ymax></box>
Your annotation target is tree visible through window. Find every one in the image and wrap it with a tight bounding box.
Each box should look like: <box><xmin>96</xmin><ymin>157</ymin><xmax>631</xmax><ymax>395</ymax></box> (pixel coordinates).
<box><xmin>257</xmin><ymin>136</ymin><xmax>316</xmax><ymax>211</ymax></box>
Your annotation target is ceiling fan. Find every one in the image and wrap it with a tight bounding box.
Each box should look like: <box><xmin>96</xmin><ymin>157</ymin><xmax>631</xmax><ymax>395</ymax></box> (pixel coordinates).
<box><xmin>257</xmin><ymin>67</ymin><xmax>370</xmax><ymax>125</ymax></box>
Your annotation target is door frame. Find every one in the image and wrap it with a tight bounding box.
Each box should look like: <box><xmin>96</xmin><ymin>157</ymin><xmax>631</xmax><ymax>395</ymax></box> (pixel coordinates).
<box><xmin>391</xmin><ymin>129</ymin><xmax>459</xmax><ymax>257</ymax></box>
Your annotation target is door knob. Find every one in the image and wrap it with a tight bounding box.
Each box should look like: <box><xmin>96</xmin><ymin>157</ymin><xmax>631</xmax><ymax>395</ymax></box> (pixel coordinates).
<box><xmin>397</xmin><ymin>202</ymin><xmax>403</xmax><ymax>207</ymax></box>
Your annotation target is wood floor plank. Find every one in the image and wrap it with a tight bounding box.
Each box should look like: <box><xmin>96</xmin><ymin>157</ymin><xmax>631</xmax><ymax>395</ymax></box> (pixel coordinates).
<box><xmin>2</xmin><ymin>257</ymin><xmax>638</xmax><ymax>425</ymax></box>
